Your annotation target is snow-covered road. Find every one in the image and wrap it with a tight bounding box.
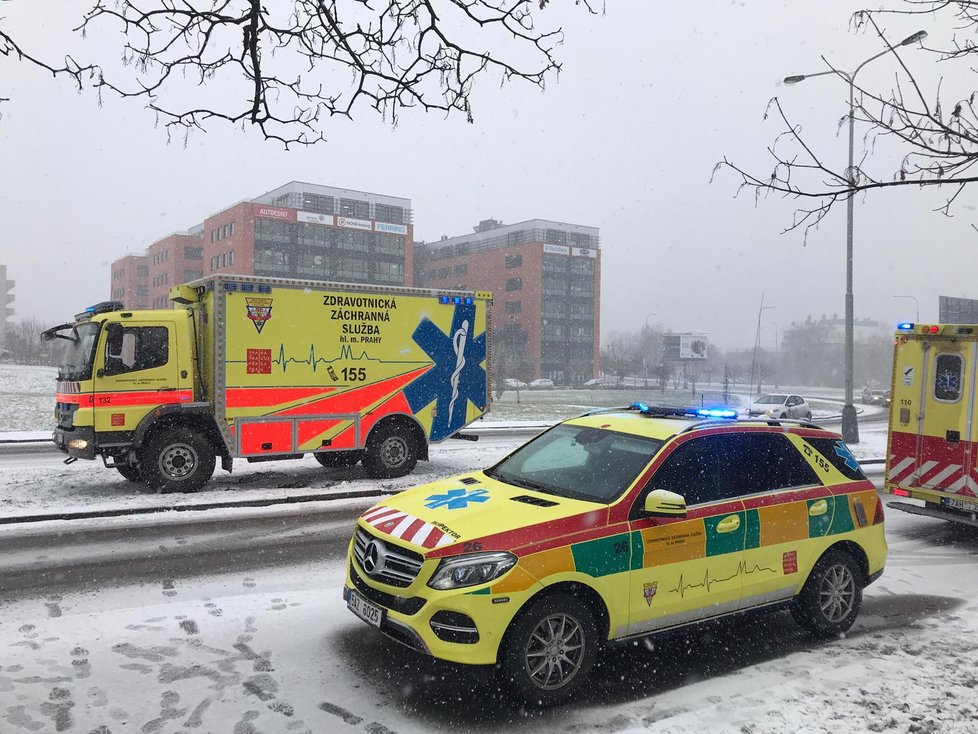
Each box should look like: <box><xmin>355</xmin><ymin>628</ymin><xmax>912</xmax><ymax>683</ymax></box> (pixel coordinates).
<box><xmin>1</xmin><ymin>490</ymin><xmax>977</xmax><ymax>733</ymax></box>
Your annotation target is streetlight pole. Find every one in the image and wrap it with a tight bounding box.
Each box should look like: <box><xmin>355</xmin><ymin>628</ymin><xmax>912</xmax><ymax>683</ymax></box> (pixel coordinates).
<box><xmin>784</xmin><ymin>29</ymin><xmax>927</xmax><ymax>444</ymax></box>
<box><xmin>892</xmin><ymin>294</ymin><xmax>920</xmax><ymax>323</ymax></box>
<box><xmin>770</xmin><ymin>321</ymin><xmax>779</xmax><ymax>389</ymax></box>
<box><xmin>749</xmin><ymin>294</ymin><xmax>774</xmax><ymax>407</ymax></box>
<box><xmin>644</xmin><ymin>313</ymin><xmax>657</xmax><ymax>388</ymax></box>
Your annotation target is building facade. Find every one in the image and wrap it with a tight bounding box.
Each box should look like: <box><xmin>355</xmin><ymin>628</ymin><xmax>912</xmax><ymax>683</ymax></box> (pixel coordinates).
<box><xmin>415</xmin><ymin>219</ymin><xmax>601</xmax><ymax>385</ymax></box>
<box><xmin>110</xmin><ymin>182</ymin><xmax>413</xmax><ymax>308</ymax></box>
<box><xmin>0</xmin><ymin>264</ymin><xmax>13</xmax><ymax>356</ymax></box>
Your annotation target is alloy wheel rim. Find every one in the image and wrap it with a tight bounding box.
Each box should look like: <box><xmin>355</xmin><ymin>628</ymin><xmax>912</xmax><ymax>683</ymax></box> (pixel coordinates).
<box><xmin>818</xmin><ymin>563</ymin><xmax>856</xmax><ymax>623</ymax></box>
<box><xmin>159</xmin><ymin>443</ymin><xmax>198</xmax><ymax>479</ymax></box>
<box><xmin>524</xmin><ymin>612</ymin><xmax>586</xmax><ymax>690</ymax></box>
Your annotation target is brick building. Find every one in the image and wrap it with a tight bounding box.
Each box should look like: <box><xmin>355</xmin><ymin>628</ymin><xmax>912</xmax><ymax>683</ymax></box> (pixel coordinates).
<box><xmin>109</xmin><ymin>254</ymin><xmax>150</xmax><ymax>310</ymax></box>
<box><xmin>110</xmin><ymin>182</ymin><xmax>413</xmax><ymax>308</ymax></box>
<box><xmin>415</xmin><ymin>219</ymin><xmax>601</xmax><ymax>385</ymax></box>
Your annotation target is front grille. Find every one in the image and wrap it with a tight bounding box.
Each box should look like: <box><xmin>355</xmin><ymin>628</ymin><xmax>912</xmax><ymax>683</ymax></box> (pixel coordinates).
<box><xmin>349</xmin><ymin>563</ymin><xmax>426</xmax><ymax>615</ymax></box>
<box><xmin>353</xmin><ymin>528</ymin><xmax>424</xmax><ymax>588</ymax></box>
<box><xmin>56</xmin><ymin>402</ymin><xmax>78</xmax><ymax>429</ymax></box>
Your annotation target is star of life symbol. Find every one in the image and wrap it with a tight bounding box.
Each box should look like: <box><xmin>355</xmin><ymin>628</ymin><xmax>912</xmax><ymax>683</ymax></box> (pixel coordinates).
<box><xmin>833</xmin><ymin>441</ymin><xmax>861</xmax><ymax>472</ymax></box>
<box><xmin>245</xmin><ymin>297</ymin><xmax>273</xmax><ymax>334</ymax></box>
<box><xmin>643</xmin><ymin>582</ymin><xmax>658</xmax><ymax>607</ymax></box>
<box><xmin>424</xmin><ymin>488</ymin><xmax>490</xmax><ymax>510</ymax></box>
<box><xmin>448</xmin><ymin>319</ymin><xmax>470</xmax><ymax>424</ymax></box>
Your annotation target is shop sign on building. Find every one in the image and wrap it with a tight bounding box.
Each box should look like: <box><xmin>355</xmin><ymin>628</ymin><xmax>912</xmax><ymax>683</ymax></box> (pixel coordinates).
<box><xmin>297</xmin><ymin>211</ymin><xmax>334</xmax><ymax>225</ymax></box>
<box><xmin>543</xmin><ymin>244</ymin><xmax>570</xmax><ymax>255</ymax></box>
<box><xmin>253</xmin><ymin>204</ymin><xmax>295</xmax><ymax>221</ymax></box>
<box><xmin>375</xmin><ymin>222</ymin><xmax>409</xmax><ymax>235</ymax></box>
<box><xmin>336</xmin><ymin>216</ymin><xmax>372</xmax><ymax>231</ymax></box>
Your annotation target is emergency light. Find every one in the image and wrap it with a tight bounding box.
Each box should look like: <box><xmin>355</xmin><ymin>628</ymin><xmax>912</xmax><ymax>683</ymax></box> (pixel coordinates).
<box><xmin>897</xmin><ymin>322</ymin><xmax>914</xmax><ymax>330</ymax></box>
<box><xmin>695</xmin><ymin>408</ymin><xmax>738</xmax><ymax>419</ymax></box>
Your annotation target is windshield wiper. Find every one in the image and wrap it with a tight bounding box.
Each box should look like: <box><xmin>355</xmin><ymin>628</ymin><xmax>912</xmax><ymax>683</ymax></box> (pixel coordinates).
<box><xmin>493</xmin><ymin>472</ymin><xmax>561</xmax><ymax>496</ymax></box>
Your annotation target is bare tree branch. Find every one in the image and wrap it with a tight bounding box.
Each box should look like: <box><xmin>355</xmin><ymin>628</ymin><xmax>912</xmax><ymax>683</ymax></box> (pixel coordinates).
<box><xmin>0</xmin><ymin>0</ymin><xmax>599</xmax><ymax>146</ymax></box>
<box><xmin>716</xmin><ymin>2</ymin><xmax>978</xmax><ymax>236</ymax></box>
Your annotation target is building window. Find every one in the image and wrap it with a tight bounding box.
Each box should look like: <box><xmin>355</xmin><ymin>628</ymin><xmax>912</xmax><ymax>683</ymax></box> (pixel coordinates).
<box><xmin>438</xmin><ymin>267</ymin><xmax>451</xmax><ymax>279</ymax></box>
<box><xmin>184</xmin><ymin>246</ymin><xmax>203</xmax><ymax>260</ymax></box>
<box><xmin>505</xmin><ymin>300</ymin><xmax>522</xmax><ymax>314</ymax></box>
<box><xmin>339</xmin><ymin>198</ymin><xmax>370</xmax><ymax>219</ymax></box>
<box><xmin>228</xmin><ymin>250</ymin><xmax>235</xmax><ymax>265</ymax></box>
<box><xmin>453</xmin><ymin>264</ymin><xmax>467</xmax><ymax>276</ymax></box>
<box><xmin>302</xmin><ymin>193</ymin><xmax>334</xmax><ymax>214</ymax></box>
<box><xmin>374</xmin><ymin>203</ymin><xmax>405</xmax><ymax>224</ymax></box>
<box><xmin>505</xmin><ymin>277</ymin><xmax>522</xmax><ymax>292</ymax></box>
<box><xmin>506</xmin><ymin>254</ymin><xmax>523</xmax><ymax>269</ymax></box>
<box><xmin>229</xmin><ymin>221</ymin><xmax>235</xmax><ymax>236</ymax></box>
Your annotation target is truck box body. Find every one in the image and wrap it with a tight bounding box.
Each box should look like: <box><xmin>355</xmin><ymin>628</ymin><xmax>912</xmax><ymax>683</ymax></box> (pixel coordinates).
<box><xmin>49</xmin><ymin>275</ymin><xmax>492</xmax><ymax>490</ymax></box>
<box><xmin>884</xmin><ymin>323</ymin><xmax>978</xmax><ymax>526</ymax></box>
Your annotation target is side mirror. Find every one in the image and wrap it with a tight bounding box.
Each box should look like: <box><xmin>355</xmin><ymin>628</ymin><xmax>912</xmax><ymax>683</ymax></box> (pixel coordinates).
<box><xmin>644</xmin><ymin>489</ymin><xmax>687</xmax><ymax>518</ymax></box>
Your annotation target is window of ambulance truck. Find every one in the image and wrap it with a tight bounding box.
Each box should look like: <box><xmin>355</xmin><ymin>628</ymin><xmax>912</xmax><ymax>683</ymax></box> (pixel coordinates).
<box><xmin>58</xmin><ymin>321</ymin><xmax>101</xmax><ymax>381</ymax></box>
<box><xmin>103</xmin><ymin>324</ymin><xmax>169</xmax><ymax>374</ymax></box>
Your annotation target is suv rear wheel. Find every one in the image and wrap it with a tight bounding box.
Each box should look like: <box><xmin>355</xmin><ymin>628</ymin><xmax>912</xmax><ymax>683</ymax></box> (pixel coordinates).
<box><xmin>793</xmin><ymin>549</ymin><xmax>862</xmax><ymax>637</ymax></box>
<box><xmin>499</xmin><ymin>594</ymin><xmax>598</xmax><ymax>706</ymax></box>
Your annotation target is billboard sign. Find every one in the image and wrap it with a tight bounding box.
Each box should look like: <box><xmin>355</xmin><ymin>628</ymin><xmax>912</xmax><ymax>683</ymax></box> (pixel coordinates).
<box><xmin>297</xmin><ymin>211</ymin><xmax>334</xmax><ymax>225</ymax></box>
<box><xmin>253</xmin><ymin>204</ymin><xmax>295</xmax><ymax>221</ymax></box>
<box><xmin>663</xmin><ymin>333</ymin><xmax>708</xmax><ymax>360</ymax></box>
<box><xmin>375</xmin><ymin>221</ymin><xmax>409</xmax><ymax>235</ymax></box>
<box><xmin>336</xmin><ymin>216</ymin><xmax>372</xmax><ymax>231</ymax></box>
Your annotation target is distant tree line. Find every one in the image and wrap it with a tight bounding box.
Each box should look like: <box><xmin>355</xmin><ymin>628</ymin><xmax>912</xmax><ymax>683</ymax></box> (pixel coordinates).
<box><xmin>2</xmin><ymin>318</ymin><xmax>59</xmax><ymax>366</ymax></box>
<box><xmin>600</xmin><ymin>322</ymin><xmax>893</xmax><ymax>392</ymax></box>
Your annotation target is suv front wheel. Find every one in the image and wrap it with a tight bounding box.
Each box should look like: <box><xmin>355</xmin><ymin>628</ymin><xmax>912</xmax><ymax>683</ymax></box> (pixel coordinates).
<box><xmin>499</xmin><ymin>594</ymin><xmax>599</xmax><ymax>706</ymax></box>
<box><xmin>793</xmin><ymin>549</ymin><xmax>862</xmax><ymax>637</ymax></box>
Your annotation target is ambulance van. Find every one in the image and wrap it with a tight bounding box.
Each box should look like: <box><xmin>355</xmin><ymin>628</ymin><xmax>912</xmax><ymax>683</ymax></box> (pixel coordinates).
<box><xmin>884</xmin><ymin>322</ymin><xmax>978</xmax><ymax>526</ymax></box>
<box><xmin>44</xmin><ymin>275</ymin><xmax>492</xmax><ymax>492</ymax></box>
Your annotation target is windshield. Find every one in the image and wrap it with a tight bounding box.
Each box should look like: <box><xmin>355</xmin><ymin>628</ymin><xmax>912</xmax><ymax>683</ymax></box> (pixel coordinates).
<box><xmin>485</xmin><ymin>423</ymin><xmax>663</xmax><ymax>503</ymax></box>
<box><xmin>755</xmin><ymin>394</ymin><xmax>787</xmax><ymax>405</ymax></box>
<box><xmin>58</xmin><ymin>321</ymin><xmax>101</xmax><ymax>381</ymax></box>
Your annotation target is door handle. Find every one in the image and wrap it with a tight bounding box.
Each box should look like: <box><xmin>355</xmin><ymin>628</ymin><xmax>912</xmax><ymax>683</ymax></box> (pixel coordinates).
<box><xmin>808</xmin><ymin>499</ymin><xmax>828</xmax><ymax>516</ymax></box>
<box><xmin>716</xmin><ymin>514</ymin><xmax>741</xmax><ymax>533</ymax></box>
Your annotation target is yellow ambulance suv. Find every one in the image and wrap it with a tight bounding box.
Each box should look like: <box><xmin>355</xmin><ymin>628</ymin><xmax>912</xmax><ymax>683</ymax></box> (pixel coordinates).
<box><xmin>344</xmin><ymin>404</ymin><xmax>887</xmax><ymax>705</ymax></box>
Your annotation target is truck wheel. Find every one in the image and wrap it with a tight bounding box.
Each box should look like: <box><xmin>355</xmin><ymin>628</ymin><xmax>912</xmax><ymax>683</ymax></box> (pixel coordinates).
<box><xmin>140</xmin><ymin>427</ymin><xmax>216</xmax><ymax>493</ymax></box>
<box><xmin>361</xmin><ymin>424</ymin><xmax>418</xmax><ymax>479</ymax></box>
<box><xmin>499</xmin><ymin>594</ymin><xmax>599</xmax><ymax>707</ymax></box>
<box><xmin>792</xmin><ymin>549</ymin><xmax>862</xmax><ymax>638</ymax></box>
<box><xmin>115</xmin><ymin>464</ymin><xmax>142</xmax><ymax>482</ymax></box>
<box><xmin>314</xmin><ymin>451</ymin><xmax>361</xmax><ymax>468</ymax></box>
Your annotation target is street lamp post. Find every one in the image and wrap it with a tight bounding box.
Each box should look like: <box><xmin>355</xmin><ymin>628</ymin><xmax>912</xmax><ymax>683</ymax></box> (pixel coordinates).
<box><xmin>644</xmin><ymin>313</ymin><xmax>657</xmax><ymax>388</ymax></box>
<box><xmin>749</xmin><ymin>294</ymin><xmax>774</xmax><ymax>406</ymax></box>
<box><xmin>770</xmin><ymin>321</ymin><xmax>779</xmax><ymax>389</ymax></box>
<box><xmin>892</xmin><ymin>294</ymin><xmax>920</xmax><ymax>323</ymax></box>
<box><xmin>784</xmin><ymin>29</ymin><xmax>927</xmax><ymax>444</ymax></box>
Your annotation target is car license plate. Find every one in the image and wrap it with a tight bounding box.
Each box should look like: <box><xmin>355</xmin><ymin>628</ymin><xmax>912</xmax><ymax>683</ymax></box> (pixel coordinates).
<box><xmin>347</xmin><ymin>589</ymin><xmax>385</xmax><ymax>628</ymax></box>
<box><xmin>942</xmin><ymin>496</ymin><xmax>977</xmax><ymax>512</ymax></box>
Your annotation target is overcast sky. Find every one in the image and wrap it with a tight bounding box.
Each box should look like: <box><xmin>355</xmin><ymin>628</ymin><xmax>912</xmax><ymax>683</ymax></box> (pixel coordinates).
<box><xmin>1</xmin><ymin>1</ymin><xmax>975</xmax><ymax>349</ymax></box>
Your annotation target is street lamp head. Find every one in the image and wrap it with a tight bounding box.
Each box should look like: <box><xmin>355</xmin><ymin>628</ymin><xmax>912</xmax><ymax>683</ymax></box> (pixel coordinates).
<box><xmin>900</xmin><ymin>30</ymin><xmax>928</xmax><ymax>46</ymax></box>
<box><xmin>783</xmin><ymin>74</ymin><xmax>806</xmax><ymax>85</ymax></box>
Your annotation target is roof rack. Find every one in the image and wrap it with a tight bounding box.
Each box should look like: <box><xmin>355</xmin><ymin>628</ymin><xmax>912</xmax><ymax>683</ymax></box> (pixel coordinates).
<box><xmin>678</xmin><ymin>416</ymin><xmax>824</xmax><ymax>434</ymax></box>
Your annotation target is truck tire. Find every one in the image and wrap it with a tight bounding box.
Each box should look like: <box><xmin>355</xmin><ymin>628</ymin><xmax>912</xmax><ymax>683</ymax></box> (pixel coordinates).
<box><xmin>792</xmin><ymin>548</ymin><xmax>862</xmax><ymax>638</ymax></box>
<box><xmin>361</xmin><ymin>424</ymin><xmax>418</xmax><ymax>479</ymax></box>
<box><xmin>314</xmin><ymin>451</ymin><xmax>361</xmax><ymax>469</ymax></box>
<box><xmin>115</xmin><ymin>464</ymin><xmax>142</xmax><ymax>482</ymax></box>
<box><xmin>498</xmin><ymin>594</ymin><xmax>599</xmax><ymax>706</ymax></box>
<box><xmin>140</xmin><ymin>426</ymin><xmax>216</xmax><ymax>493</ymax></box>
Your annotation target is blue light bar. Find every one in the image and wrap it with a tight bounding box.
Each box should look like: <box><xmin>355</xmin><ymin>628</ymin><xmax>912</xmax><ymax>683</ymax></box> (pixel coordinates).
<box><xmin>631</xmin><ymin>401</ymin><xmax>650</xmax><ymax>412</ymax></box>
<box><xmin>897</xmin><ymin>322</ymin><xmax>914</xmax><ymax>330</ymax></box>
<box><xmin>438</xmin><ymin>295</ymin><xmax>450</xmax><ymax>304</ymax></box>
<box><xmin>453</xmin><ymin>296</ymin><xmax>462</xmax><ymax>305</ymax></box>
<box><xmin>464</xmin><ymin>296</ymin><xmax>474</xmax><ymax>305</ymax></box>
<box><xmin>695</xmin><ymin>408</ymin><xmax>738</xmax><ymax>419</ymax></box>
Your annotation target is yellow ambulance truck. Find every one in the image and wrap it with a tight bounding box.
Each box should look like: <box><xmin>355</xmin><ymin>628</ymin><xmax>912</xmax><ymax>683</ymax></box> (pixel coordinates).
<box><xmin>43</xmin><ymin>275</ymin><xmax>492</xmax><ymax>492</ymax></box>
<box><xmin>884</xmin><ymin>322</ymin><xmax>978</xmax><ymax>527</ymax></box>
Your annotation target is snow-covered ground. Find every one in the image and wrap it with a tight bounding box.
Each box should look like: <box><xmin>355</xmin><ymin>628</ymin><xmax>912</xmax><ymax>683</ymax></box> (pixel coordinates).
<box><xmin>0</xmin><ymin>500</ymin><xmax>976</xmax><ymax>733</ymax></box>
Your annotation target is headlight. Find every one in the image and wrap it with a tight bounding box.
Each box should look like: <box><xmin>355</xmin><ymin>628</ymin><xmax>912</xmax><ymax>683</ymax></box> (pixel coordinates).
<box><xmin>427</xmin><ymin>552</ymin><xmax>517</xmax><ymax>590</ymax></box>
<box><xmin>68</xmin><ymin>438</ymin><xmax>89</xmax><ymax>450</ymax></box>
